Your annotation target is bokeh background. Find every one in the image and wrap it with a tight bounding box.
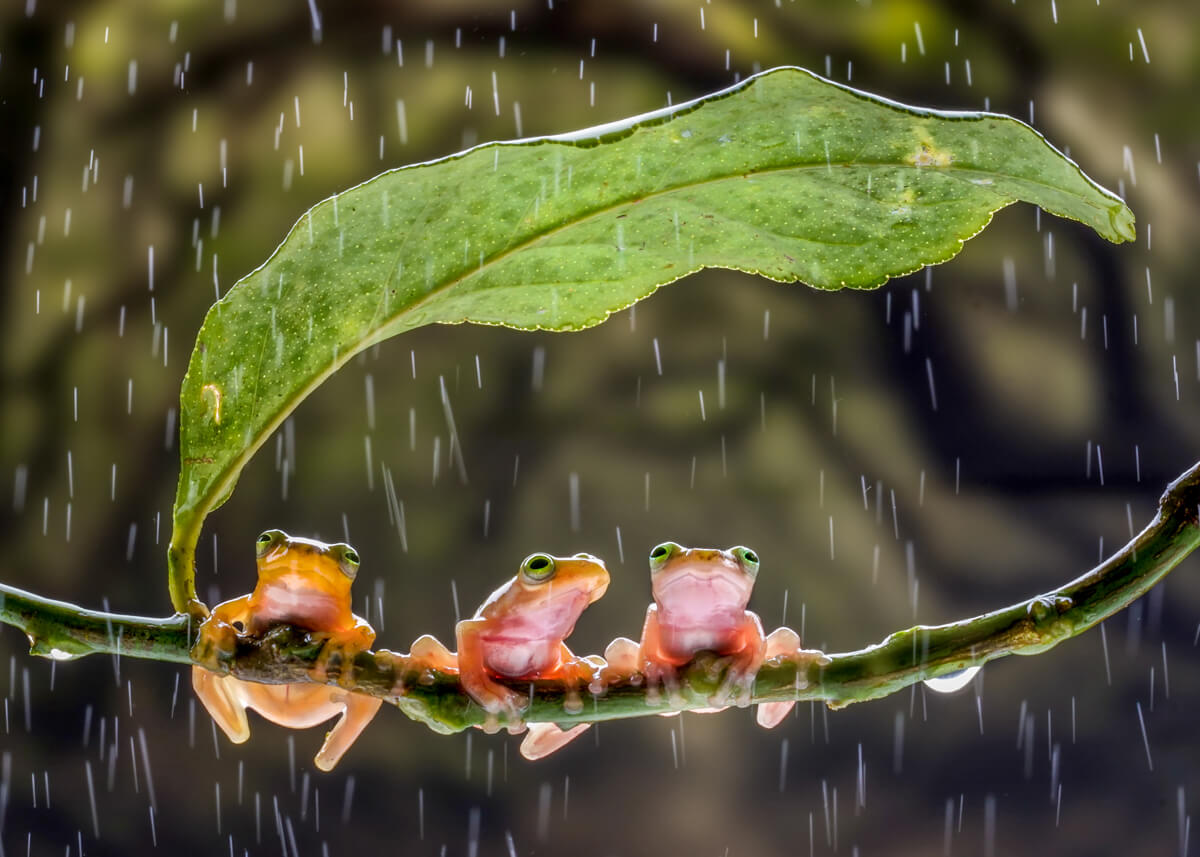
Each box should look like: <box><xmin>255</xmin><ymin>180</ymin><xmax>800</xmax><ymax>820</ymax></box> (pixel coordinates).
<box><xmin>3</xmin><ymin>1</ymin><xmax>1199</xmax><ymax>854</ymax></box>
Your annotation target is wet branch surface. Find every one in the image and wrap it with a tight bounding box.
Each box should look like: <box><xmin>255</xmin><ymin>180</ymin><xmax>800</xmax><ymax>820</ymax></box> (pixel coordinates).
<box><xmin>3</xmin><ymin>461</ymin><xmax>1199</xmax><ymax>733</ymax></box>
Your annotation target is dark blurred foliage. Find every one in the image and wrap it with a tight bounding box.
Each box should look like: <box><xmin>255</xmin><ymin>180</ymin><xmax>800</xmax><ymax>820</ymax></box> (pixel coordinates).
<box><xmin>2</xmin><ymin>1</ymin><xmax>1200</xmax><ymax>854</ymax></box>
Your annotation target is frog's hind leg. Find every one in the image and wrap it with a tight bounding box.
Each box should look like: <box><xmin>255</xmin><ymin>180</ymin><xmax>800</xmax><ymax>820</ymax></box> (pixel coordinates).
<box><xmin>313</xmin><ymin>691</ymin><xmax>383</xmax><ymax>772</ymax></box>
<box><xmin>634</xmin><ymin>608</ymin><xmax>685</xmax><ymax>707</ymax></box>
<box><xmin>192</xmin><ymin>666</ymin><xmax>251</xmax><ymax>744</ymax></box>
<box><xmin>755</xmin><ymin>702</ymin><xmax>794</xmax><ymax>728</ymax></box>
<box><xmin>408</xmin><ymin>634</ymin><xmax>459</xmax><ymax>673</ymax></box>
<box><xmin>756</xmin><ymin>627</ymin><xmax>802</xmax><ymax>729</ymax></box>
<box><xmin>598</xmin><ymin>636</ymin><xmax>640</xmax><ymax>689</ymax></box>
<box><xmin>520</xmin><ymin>723</ymin><xmax>591</xmax><ymax>760</ymax></box>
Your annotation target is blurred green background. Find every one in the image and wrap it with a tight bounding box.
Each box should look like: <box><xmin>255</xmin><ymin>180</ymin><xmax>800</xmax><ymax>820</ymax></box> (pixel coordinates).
<box><xmin>2</xmin><ymin>0</ymin><xmax>1199</xmax><ymax>854</ymax></box>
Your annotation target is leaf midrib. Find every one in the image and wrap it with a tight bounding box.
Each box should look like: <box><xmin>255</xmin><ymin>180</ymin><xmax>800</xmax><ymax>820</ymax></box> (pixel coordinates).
<box><xmin>376</xmin><ymin>156</ymin><xmax>1104</xmax><ymax>334</ymax></box>
<box><xmin>183</xmin><ymin>157</ymin><xmax>1109</xmax><ymax>525</ymax></box>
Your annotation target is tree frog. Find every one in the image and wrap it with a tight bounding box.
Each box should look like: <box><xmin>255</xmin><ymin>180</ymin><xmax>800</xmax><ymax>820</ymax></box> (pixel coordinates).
<box><xmin>191</xmin><ymin>530</ymin><xmax>382</xmax><ymax>771</ymax></box>
<box><xmin>408</xmin><ymin>551</ymin><xmax>609</xmax><ymax>759</ymax></box>
<box><xmin>601</xmin><ymin>541</ymin><xmax>799</xmax><ymax>726</ymax></box>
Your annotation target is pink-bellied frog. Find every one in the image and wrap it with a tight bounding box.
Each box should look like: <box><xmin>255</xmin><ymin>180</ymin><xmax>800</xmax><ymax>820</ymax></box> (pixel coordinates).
<box><xmin>408</xmin><ymin>551</ymin><xmax>609</xmax><ymax>759</ymax></box>
<box><xmin>602</xmin><ymin>541</ymin><xmax>799</xmax><ymax>726</ymax></box>
<box><xmin>191</xmin><ymin>530</ymin><xmax>382</xmax><ymax>771</ymax></box>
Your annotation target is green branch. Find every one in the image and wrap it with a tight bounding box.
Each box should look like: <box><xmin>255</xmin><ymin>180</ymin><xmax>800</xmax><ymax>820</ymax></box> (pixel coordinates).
<box><xmin>5</xmin><ymin>461</ymin><xmax>1199</xmax><ymax>734</ymax></box>
<box><xmin>0</xmin><ymin>587</ymin><xmax>192</xmax><ymax>664</ymax></box>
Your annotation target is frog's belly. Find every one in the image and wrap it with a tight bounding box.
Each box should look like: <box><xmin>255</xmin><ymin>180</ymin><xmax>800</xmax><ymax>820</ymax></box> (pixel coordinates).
<box><xmin>483</xmin><ymin>640</ymin><xmax>557</xmax><ymax>678</ymax></box>
<box><xmin>660</xmin><ymin>626</ymin><xmax>741</xmax><ymax>660</ymax></box>
<box><xmin>232</xmin><ymin>680</ymin><xmax>345</xmax><ymax>729</ymax></box>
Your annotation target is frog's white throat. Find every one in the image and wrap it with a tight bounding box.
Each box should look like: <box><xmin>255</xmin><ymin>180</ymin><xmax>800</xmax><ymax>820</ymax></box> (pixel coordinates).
<box><xmin>256</xmin><ymin>576</ymin><xmax>344</xmax><ymax>630</ymax></box>
<box><xmin>655</xmin><ymin>570</ymin><xmax>751</xmax><ymax>613</ymax></box>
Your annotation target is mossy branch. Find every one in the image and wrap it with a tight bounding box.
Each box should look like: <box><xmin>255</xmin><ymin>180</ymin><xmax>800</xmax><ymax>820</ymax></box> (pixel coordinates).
<box><xmin>4</xmin><ymin>461</ymin><xmax>1199</xmax><ymax>733</ymax></box>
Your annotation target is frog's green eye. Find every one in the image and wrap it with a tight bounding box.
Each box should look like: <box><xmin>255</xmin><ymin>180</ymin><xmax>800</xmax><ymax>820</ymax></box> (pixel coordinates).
<box><xmin>731</xmin><ymin>546</ymin><xmax>760</xmax><ymax>576</ymax></box>
<box><xmin>520</xmin><ymin>553</ymin><xmax>557</xmax><ymax>583</ymax></box>
<box><xmin>336</xmin><ymin>545</ymin><xmax>360</xmax><ymax>579</ymax></box>
<box><xmin>255</xmin><ymin>530</ymin><xmax>284</xmax><ymax>558</ymax></box>
<box><xmin>649</xmin><ymin>541</ymin><xmax>681</xmax><ymax>571</ymax></box>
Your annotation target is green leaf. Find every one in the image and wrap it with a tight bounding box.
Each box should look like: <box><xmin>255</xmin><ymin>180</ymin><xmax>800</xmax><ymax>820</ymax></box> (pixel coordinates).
<box><xmin>168</xmin><ymin>66</ymin><xmax>1133</xmax><ymax>611</ymax></box>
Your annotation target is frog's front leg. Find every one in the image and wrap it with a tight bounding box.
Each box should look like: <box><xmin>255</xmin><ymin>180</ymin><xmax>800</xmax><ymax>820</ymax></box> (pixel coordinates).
<box><xmin>193</xmin><ymin>596</ymin><xmax>253</xmax><ymax>666</ymax></box>
<box><xmin>344</xmin><ymin>616</ymin><xmax>377</xmax><ymax>652</ymax></box>
<box><xmin>711</xmin><ymin>612</ymin><xmax>766</xmax><ymax>707</ymax></box>
<box><xmin>191</xmin><ymin>667</ymin><xmax>250</xmax><ymax>744</ymax></box>
<box><xmin>638</xmin><ymin>607</ymin><xmax>684</xmax><ymax>706</ymax></box>
<box><xmin>551</xmin><ymin>643</ymin><xmax>603</xmax><ymax>715</ymax></box>
<box><xmin>313</xmin><ymin>690</ymin><xmax>383</xmax><ymax>772</ymax></box>
<box><xmin>456</xmin><ymin>620</ymin><xmax>528</xmax><ymax>722</ymax></box>
<box><xmin>207</xmin><ymin>595</ymin><xmax>253</xmax><ymax>628</ymax></box>
<box><xmin>310</xmin><ymin>620</ymin><xmax>377</xmax><ymax>684</ymax></box>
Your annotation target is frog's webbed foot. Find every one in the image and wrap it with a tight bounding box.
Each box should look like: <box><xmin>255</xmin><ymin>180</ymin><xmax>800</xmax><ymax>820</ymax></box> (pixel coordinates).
<box><xmin>408</xmin><ymin>634</ymin><xmax>459</xmax><ymax>685</ymax></box>
<box><xmin>764</xmin><ymin>627</ymin><xmax>801</xmax><ymax>661</ymax></box>
<box><xmin>598</xmin><ymin>638</ymin><xmax>642</xmax><ymax>692</ymax></box>
<box><xmin>520</xmin><ymin>723</ymin><xmax>591</xmax><ymax>760</ymax></box>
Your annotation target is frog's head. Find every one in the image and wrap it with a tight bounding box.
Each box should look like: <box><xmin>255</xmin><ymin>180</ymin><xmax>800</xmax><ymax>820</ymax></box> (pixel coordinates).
<box><xmin>254</xmin><ymin>529</ymin><xmax>361</xmax><ymax>601</ymax></box>
<box><xmin>487</xmin><ymin>551</ymin><xmax>609</xmax><ymax>638</ymax></box>
<box><xmin>647</xmin><ymin>542</ymin><xmax>759</xmax><ymax>611</ymax></box>
<box><xmin>512</xmin><ymin>552</ymin><xmax>610</xmax><ymax>608</ymax></box>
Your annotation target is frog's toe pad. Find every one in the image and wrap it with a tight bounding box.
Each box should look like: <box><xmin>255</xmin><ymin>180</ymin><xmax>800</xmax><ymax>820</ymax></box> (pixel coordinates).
<box><xmin>480</xmin><ymin>690</ymin><xmax>528</xmax><ymax>726</ymax></box>
<box><xmin>562</xmin><ymin>690</ymin><xmax>584</xmax><ymax>715</ymax></box>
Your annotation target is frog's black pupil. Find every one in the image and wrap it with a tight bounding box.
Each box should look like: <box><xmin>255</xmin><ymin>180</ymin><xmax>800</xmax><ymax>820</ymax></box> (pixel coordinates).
<box><xmin>345</xmin><ymin>550</ymin><xmax>359</xmax><ymax>564</ymax></box>
<box><xmin>529</xmin><ymin>557</ymin><xmax>549</xmax><ymax>570</ymax></box>
<box><xmin>652</xmin><ymin>546</ymin><xmax>668</xmax><ymax>558</ymax></box>
<box><xmin>744</xmin><ymin>551</ymin><xmax>758</xmax><ymax>564</ymax></box>
<box><xmin>257</xmin><ymin>534</ymin><xmax>270</xmax><ymax>543</ymax></box>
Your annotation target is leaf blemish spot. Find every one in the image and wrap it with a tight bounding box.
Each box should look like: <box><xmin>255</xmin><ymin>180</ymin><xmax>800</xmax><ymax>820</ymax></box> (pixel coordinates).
<box><xmin>908</xmin><ymin>143</ymin><xmax>953</xmax><ymax>167</ymax></box>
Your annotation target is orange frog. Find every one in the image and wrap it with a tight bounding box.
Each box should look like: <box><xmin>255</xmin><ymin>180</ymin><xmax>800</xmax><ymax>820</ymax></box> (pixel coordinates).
<box><xmin>603</xmin><ymin>541</ymin><xmax>799</xmax><ymax>726</ymax></box>
<box><xmin>408</xmin><ymin>551</ymin><xmax>609</xmax><ymax>759</ymax></box>
<box><xmin>192</xmin><ymin>530</ymin><xmax>382</xmax><ymax>771</ymax></box>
